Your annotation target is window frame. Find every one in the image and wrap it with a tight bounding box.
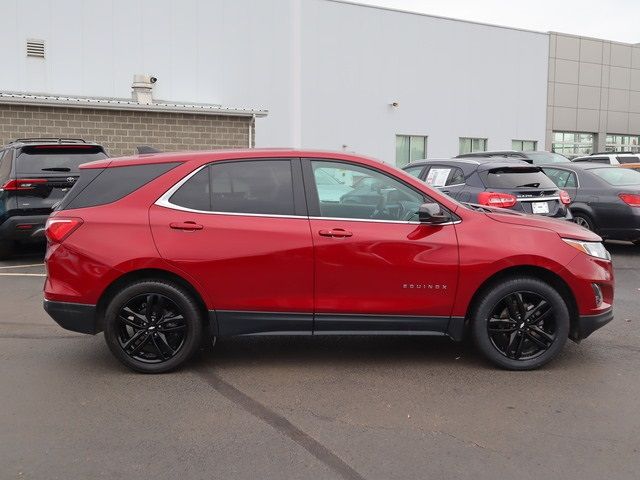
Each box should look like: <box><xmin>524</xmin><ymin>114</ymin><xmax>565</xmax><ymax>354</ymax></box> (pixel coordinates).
<box><xmin>301</xmin><ymin>158</ymin><xmax>442</xmax><ymax>224</ymax></box>
<box><xmin>552</xmin><ymin>131</ymin><xmax>594</xmax><ymax>155</ymax></box>
<box><xmin>157</xmin><ymin>158</ymin><xmax>307</xmax><ymax>218</ymax></box>
<box><xmin>512</xmin><ymin>139</ymin><xmax>538</xmax><ymax>151</ymax></box>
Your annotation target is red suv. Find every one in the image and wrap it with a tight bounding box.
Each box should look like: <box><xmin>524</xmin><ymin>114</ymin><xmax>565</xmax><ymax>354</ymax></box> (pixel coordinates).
<box><xmin>43</xmin><ymin>150</ymin><xmax>614</xmax><ymax>373</ymax></box>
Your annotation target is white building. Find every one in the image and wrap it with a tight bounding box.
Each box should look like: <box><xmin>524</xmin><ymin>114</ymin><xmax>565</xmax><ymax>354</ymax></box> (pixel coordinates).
<box><xmin>1</xmin><ymin>0</ymin><xmax>552</xmax><ymax>165</ymax></box>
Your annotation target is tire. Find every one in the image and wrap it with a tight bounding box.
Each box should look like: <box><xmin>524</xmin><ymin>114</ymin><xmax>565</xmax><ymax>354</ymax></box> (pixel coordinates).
<box><xmin>471</xmin><ymin>276</ymin><xmax>570</xmax><ymax>370</ymax></box>
<box><xmin>103</xmin><ymin>280</ymin><xmax>204</xmax><ymax>374</ymax></box>
<box><xmin>573</xmin><ymin>212</ymin><xmax>595</xmax><ymax>232</ymax></box>
<box><xmin>0</xmin><ymin>241</ymin><xmax>14</xmax><ymax>260</ymax></box>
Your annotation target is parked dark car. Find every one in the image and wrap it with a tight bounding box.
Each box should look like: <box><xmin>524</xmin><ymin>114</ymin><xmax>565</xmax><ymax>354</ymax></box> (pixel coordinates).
<box><xmin>404</xmin><ymin>158</ymin><xmax>572</xmax><ymax>219</ymax></box>
<box><xmin>542</xmin><ymin>163</ymin><xmax>640</xmax><ymax>243</ymax></box>
<box><xmin>456</xmin><ymin>150</ymin><xmax>570</xmax><ymax>165</ymax></box>
<box><xmin>0</xmin><ymin>138</ymin><xmax>108</xmax><ymax>258</ymax></box>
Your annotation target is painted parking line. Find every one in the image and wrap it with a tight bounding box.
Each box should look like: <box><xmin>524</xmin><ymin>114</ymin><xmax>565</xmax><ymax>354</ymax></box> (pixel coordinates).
<box><xmin>0</xmin><ymin>273</ymin><xmax>46</xmax><ymax>277</ymax></box>
<box><xmin>0</xmin><ymin>263</ymin><xmax>45</xmax><ymax>269</ymax></box>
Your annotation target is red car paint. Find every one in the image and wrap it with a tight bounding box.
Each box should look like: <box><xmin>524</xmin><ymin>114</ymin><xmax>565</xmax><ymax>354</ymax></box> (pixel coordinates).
<box><xmin>44</xmin><ymin>149</ymin><xmax>613</xmax><ymax>337</ymax></box>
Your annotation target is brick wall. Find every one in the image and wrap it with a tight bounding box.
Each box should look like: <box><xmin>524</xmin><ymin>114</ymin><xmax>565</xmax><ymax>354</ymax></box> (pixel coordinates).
<box><xmin>0</xmin><ymin>104</ymin><xmax>253</xmax><ymax>157</ymax></box>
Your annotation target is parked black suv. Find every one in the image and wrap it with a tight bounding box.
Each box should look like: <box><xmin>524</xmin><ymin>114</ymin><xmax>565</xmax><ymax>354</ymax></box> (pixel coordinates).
<box><xmin>404</xmin><ymin>158</ymin><xmax>573</xmax><ymax>219</ymax></box>
<box><xmin>0</xmin><ymin>138</ymin><xmax>108</xmax><ymax>258</ymax></box>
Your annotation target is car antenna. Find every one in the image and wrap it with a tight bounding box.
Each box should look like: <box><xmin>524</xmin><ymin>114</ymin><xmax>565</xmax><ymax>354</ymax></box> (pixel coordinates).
<box><xmin>137</xmin><ymin>145</ymin><xmax>163</xmax><ymax>154</ymax></box>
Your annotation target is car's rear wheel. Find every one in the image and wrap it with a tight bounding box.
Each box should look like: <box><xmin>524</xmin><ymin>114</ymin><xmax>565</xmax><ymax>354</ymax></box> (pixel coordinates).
<box><xmin>471</xmin><ymin>276</ymin><xmax>569</xmax><ymax>370</ymax></box>
<box><xmin>573</xmin><ymin>212</ymin><xmax>595</xmax><ymax>232</ymax></box>
<box><xmin>103</xmin><ymin>280</ymin><xmax>203</xmax><ymax>373</ymax></box>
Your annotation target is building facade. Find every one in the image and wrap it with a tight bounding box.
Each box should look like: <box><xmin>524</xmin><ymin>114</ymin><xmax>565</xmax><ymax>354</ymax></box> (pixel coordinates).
<box><xmin>547</xmin><ymin>32</ymin><xmax>640</xmax><ymax>155</ymax></box>
<box><xmin>0</xmin><ymin>0</ymin><xmax>637</xmax><ymax>163</ymax></box>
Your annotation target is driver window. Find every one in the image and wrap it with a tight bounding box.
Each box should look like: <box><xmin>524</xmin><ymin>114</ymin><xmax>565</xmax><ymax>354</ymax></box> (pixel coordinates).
<box><xmin>311</xmin><ymin>160</ymin><xmax>424</xmax><ymax>221</ymax></box>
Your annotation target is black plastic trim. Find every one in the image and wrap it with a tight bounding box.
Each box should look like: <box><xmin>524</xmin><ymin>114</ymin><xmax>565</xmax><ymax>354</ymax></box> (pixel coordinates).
<box><xmin>314</xmin><ymin>313</ymin><xmax>450</xmax><ymax>334</ymax></box>
<box><xmin>572</xmin><ymin>308</ymin><xmax>614</xmax><ymax>341</ymax></box>
<box><xmin>43</xmin><ymin>300</ymin><xmax>99</xmax><ymax>334</ymax></box>
<box><xmin>216</xmin><ymin>311</ymin><xmax>313</xmax><ymax>336</ymax></box>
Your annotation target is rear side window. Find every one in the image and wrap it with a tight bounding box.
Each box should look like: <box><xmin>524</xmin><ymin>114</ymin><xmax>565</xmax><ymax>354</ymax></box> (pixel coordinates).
<box><xmin>425</xmin><ymin>167</ymin><xmax>465</xmax><ymax>187</ymax></box>
<box><xmin>480</xmin><ymin>167</ymin><xmax>557</xmax><ymax>189</ymax></box>
<box><xmin>16</xmin><ymin>146</ymin><xmax>107</xmax><ymax>174</ymax></box>
<box><xmin>57</xmin><ymin>162</ymin><xmax>181</xmax><ymax>211</ymax></box>
<box><xmin>543</xmin><ymin>168</ymin><xmax>577</xmax><ymax>188</ymax></box>
<box><xmin>169</xmin><ymin>160</ymin><xmax>295</xmax><ymax>216</ymax></box>
<box><xmin>591</xmin><ymin>167</ymin><xmax>640</xmax><ymax>186</ymax></box>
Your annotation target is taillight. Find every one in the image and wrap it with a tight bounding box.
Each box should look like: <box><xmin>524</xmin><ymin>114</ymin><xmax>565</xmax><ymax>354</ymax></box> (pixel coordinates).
<box><xmin>477</xmin><ymin>192</ymin><xmax>517</xmax><ymax>208</ymax></box>
<box><xmin>619</xmin><ymin>193</ymin><xmax>640</xmax><ymax>207</ymax></box>
<box><xmin>559</xmin><ymin>190</ymin><xmax>572</xmax><ymax>205</ymax></box>
<box><xmin>1</xmin><ymin>179</ymin><xmax>47</xmax><ymax>191</ymax></box>
<box><xmin>45</xmin><ymin>217</ymin><xmax>83</xmax><ymax>243</ymax></box>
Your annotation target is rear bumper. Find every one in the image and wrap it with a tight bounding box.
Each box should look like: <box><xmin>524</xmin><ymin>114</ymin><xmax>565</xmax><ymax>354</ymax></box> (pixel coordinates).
<box><xmin>0</xmin><ymin>215</ymin><xmax>49</xmax><ymax>242</ymax></box>
<box><xmin>43</xmin><ymin>299</ymin><xmax>99</xmax><ymax>334</ymax></box>
<box><xmin>572</xmin><ymin>308</ymin><xmax>613</xmax><ymax>341</ymax></box>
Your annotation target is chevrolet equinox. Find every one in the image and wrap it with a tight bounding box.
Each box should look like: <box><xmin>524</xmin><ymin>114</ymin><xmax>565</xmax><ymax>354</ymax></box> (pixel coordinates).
<box><xmin>43</xmin><ymin>150</ymin><xmax>614</xmax><ymax>373</ymax></box>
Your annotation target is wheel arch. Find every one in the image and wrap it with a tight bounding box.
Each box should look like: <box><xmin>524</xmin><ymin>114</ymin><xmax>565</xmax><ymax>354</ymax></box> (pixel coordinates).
<box><xmin>464</xmin><ymin>265</ymin><xmax>580</xmax><ymax>340</ymax></box>
<box><xmin>95</xmin><ymin>268</ymin><xmax>214</xmax><ymax>335</ymax></box>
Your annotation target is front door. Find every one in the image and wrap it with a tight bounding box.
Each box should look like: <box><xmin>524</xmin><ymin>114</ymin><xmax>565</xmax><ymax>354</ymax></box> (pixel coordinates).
<box><xmin>303</xmin><ymin>159</ymin><xmax>459</xmax><ymax>334</ymax></box>
<box><xmin>150</xmin><ymin>158</ymin><xmax>314</xmax><ymax>336</ymax></box>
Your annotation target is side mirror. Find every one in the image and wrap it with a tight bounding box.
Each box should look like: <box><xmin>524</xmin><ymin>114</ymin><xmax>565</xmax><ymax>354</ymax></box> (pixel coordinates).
<box><xmin>418</xmin><ymin>202</ymin><xmax>451</xmax><ymax>224</ymax></box>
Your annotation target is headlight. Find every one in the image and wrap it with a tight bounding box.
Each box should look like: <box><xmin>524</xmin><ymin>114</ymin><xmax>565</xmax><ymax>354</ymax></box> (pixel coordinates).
<box><xmin>562</xmin><ymin>238</ymin><xmax>611</xmax><ymax>261</ymax></box>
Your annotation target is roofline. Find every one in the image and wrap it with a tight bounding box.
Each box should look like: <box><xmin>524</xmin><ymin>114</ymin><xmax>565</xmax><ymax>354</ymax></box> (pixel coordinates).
<box><xmin>0</xmin><ymin>92</ymin><xmax>268</xmax><ymax>118</ymax></box>
<box><xmin>549</xmin><ymin>31</ymin><xmax>640</xmax><ymax>47</ymax></box>
<box><xmin>325</xmin><ymin>0</ymin><xmax>548</xmax><ymax>36</ymax></box>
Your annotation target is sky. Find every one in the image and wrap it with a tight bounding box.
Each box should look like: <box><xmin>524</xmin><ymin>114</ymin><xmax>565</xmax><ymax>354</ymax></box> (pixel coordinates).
<box><xmin>355</xmin><ymin>0</ymin><xmax>640</xmax><ymax>44</ymax></box>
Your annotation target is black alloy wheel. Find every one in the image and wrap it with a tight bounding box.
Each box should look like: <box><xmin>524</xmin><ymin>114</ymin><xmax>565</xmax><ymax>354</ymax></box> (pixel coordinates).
<box><xmin>471</xmin><ymin>276</ymin><xmax>569</xmax><ymax>370</ymax></box>
<box><xmin>117</xmin><ymin>293</ymin><xmax>187</xmax><ymax>363</ymax></box>
<box><xmin>104</xmin><ymin>280</ymin><xmax>203</xmax><ymax>373</ymax></box>
<box><xmin>487</xmin><ymin>291</ymin><xmax>556</xmax><ymax>361</ymax></box>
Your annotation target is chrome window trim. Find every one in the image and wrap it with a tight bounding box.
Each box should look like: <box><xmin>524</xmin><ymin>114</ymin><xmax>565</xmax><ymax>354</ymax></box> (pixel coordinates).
<box><xmin>155</xmin><ymin>164</ymin><xmax>461</xmax><ymax>226</ymax></box>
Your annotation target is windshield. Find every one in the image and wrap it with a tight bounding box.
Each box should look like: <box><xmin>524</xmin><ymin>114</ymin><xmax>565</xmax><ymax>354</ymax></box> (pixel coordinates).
<box><xmin>591</xmin><ymin>167</ymin><xmax>640</xmax><ymax>186</ymax></box>
<box><xmin>16</xmin><ymin>146</ymin><xmax>107</xmax><ymax>174</ymax></box>
<box><xmin>480</xmin><ymin>167</ymin><xmax>558</xmax><ymax>189</ymax></box>
<box><xmin>525</xmin><ymin>151</ymin><xmax>570</xmax><ymax>164</ymax></box>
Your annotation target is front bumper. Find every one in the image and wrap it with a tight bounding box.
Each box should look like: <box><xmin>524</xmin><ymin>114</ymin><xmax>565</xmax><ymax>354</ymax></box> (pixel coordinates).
<box><xmin>0</xmin><ymin>214</ymin><xmax>49</xmax><ymax>242</ymax></box>
<box><xmin>43</xmin><ymin>299</ymin><xmax>99</xmax><ymax>334</ymax></box>
<box><xmin>571</xmin><ymin>307</ymin><xmax>613</xmax><ymax>341</ymax></box>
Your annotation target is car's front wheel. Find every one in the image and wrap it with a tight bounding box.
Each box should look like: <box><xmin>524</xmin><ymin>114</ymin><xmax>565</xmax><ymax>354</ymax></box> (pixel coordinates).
<box><xmin>103</xmin><ymin>280</ymin><xmax>204</xmax><ymax>373</ymax></box>
<box><xmin>471</xmin><ymin>276</ymin><xmax>570</xmax><ymax>370</ymax></box>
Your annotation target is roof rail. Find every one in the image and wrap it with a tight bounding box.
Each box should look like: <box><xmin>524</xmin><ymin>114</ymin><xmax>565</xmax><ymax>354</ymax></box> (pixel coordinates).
<box><xmin>11</xmin><ymin>137</ymin><xmax>87</xmax><ymax>144</ymax></box>
<box><xmin>588</xmin><ymin>151</ymin><xmax>639</xmax><ymax>155</ymax></box>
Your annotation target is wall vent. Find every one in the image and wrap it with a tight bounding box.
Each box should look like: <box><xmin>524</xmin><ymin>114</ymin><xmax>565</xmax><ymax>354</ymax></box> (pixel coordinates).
<box><xmin>26</xmin><ymin>39</ymin><xmax>45</xmax><ymax>58</ymax></box>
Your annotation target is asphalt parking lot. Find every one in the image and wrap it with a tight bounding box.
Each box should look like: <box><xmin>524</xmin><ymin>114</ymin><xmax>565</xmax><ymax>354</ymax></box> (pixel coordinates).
<box><xmin>1</xmin><ymin>243</ymin><xmax>639</xmax><ymax>480</ymax></box>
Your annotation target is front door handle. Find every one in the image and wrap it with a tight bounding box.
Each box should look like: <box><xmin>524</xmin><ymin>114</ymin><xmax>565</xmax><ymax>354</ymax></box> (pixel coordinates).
<box><xmin>318</xmin><ymin>228</ymin><xmax>353</xmax><ymax>238</ymax></box>
<box><xmin>170</xmin><ymin>221</ymin><xmax>203</xmax><ymax>231</ymax></box>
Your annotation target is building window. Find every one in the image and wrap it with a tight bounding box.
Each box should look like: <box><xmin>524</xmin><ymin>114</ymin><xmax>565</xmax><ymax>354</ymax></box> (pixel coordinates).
<box><xmin>605</xmin><ymin>134</ymin><xmax>640</xmax><ymax>153</ymax></box>
<box><xmin>395</xmin><ymin>135</ymin><xmax>427</xmax><ymax>167</ymax></box>
<box><xmin>552</xmin><ymin>132</ymin><xmax>594</xmax><ymax>155</ymax></box>
<box><xmin>459</xmin><ymin>137</ymin><xmax>487</xmax><ymax>155</ymax></box>
<box><xmin>512</xmin><ymin>140</ymin><xmax>537</xmax><ymax>151</ymax></box>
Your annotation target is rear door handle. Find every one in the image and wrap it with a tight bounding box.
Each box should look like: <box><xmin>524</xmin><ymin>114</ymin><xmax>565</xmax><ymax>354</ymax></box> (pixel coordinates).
<box><xmin>318</xmin><ymin>228</ymin><xmax>353</xmax><ymax>238</ymax></box>
<box><xmin>170</xmin><ymin>221</ymin><xmax>203</xmax><ymax>231</ymax></box>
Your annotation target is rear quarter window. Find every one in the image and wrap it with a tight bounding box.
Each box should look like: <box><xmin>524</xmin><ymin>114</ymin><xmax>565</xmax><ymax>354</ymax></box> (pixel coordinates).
<box><xmin>57</xmin><ymin>162</ymin><xmax>181</xmax><ymax>211</ymax></box>
<box><xmin>17</xmin><ymin>146</ymin><xmax>108</xmax><ymax>174</ymax></box>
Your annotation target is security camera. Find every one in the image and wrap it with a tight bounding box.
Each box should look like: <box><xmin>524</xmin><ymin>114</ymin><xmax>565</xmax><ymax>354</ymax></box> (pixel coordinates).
<box><xmin>150</xmin><ymin>77</ymin><xmax>158</xmax><ymax>84</ymax></box>
<box><xmin>390</xmin><ymin>101</ymin><xmax>399</xmax><ymax>107</ymax></box>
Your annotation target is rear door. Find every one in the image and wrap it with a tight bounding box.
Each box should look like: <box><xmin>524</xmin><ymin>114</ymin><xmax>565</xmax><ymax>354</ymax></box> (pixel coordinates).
<box><xmin>150</xmin><ymin>158</ymin><xmax>314</xmax><ymax>336</ymax></box>
<box><xmin>14</xmin><ymin>145</ymin><xmax>108</xmax><ymax>215</ymax></box>
<box><xmin>542</xmin><ymin>167</ymin><xmax>579</xmax><ymax>202</ymax></box>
